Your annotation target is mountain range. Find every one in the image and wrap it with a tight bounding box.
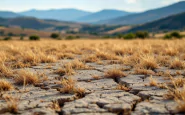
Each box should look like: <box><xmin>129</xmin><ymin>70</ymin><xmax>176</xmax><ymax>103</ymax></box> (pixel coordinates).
<box><xmin>76</xmin><ymin>9</ymin><xmax>133</xmax><ymax>23</ymax></box>
<box><xmin>128</xmin><ymin>12</ymin><xmax>185</xmax><ymax>32</ymax></box>
<box><xmin>1</xmin><ymin>1</ymin><xmax>185</xmax><ymax>25</ymax></box>
<box><xmin>0</xmin><ymin>11</ymin><xmax>21</xmax><ymax>18</ymax></box>
<box><xmin>0</xmin><ymin>1</ymin><xmax>185</xmax><ymax>33</ymax></box>
<box><xmin>0</xmin><ymin>17</ymin><xmax>82</xmax><ymax>30</ymax></box>
<box><xmin>19</xmin><ymin>9</ymin><xmax>91</xmax><ymax>21</ymax></box>
<box><xmin>98</xmin><ymin>1</ymin><xmax>185</xmax><ymax>25</ymax></box>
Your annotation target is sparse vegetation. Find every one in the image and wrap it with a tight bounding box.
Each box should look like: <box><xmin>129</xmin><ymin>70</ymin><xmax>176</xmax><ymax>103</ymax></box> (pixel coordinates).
<box><xmin>51</xmin><ymin>33</ymin><xmax>60</xmax><ymax>39</ymax></box>
<box><xmin>3</xmin><ymin>95</ymin><xmax>19</xmax><ymax>114</ymax></box>
<box><xmin>164</xmin><ymin>31</ymin><xmax>182</xmax><ymax>39</ymax></box>
<box><xmin>14</xmin><ymin>70</ymin><xmax>39</xmax><ymax>85</ymax></box>
<box><xmin>135</xmin><ymin>31</ymin><xmax>149</xmax><ymax>39</ymax></box>
<box><xmin>149</xmin><ymin>75</ymin><xmax>158</xmax><ymax>86</ymax></box>
<box><xmin>3</xmin><ymin>37</ymin><xmax>12</xmax><ymax>41</ymax></box>
<box><xmin>0</xmin><ymin>79</ymin><xmax>14</xmax><ymax>91</ymax></box>
<box><xmin>124</xmin><ymin>33</ymin><xmax>136</xmax><ymax>39</ymax></box>
<box><xmin>29</xmin><ymin>35</ymin><xmax>40</xmax><ymax>40</ymax></box>
<box><xmin>105</xmin><ymin>69</ymin><xmax>126</xmax><ymax>79</ymax></box>
<box><xmin>170</xmin><ymin>58</ymin><xmax>185</xmax><ymax>69</ymax></box>
<box><xmin>0</xmin><ymin>38</ymin><xmax>185</xmax><ymax>114</ymax></box>
<box><xmin>116</xmin><ymin>84</ymin><xmax>130</xmax><ymax>91</ymax></box>
<box><xmin>59</xmin><ymin>78</ymin><xmax>85</xmax><ymax>98</ymax></box>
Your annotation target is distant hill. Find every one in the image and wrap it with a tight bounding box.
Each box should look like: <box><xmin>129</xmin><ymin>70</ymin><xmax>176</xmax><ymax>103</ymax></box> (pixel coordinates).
<box><xmin>98</xmin><ymin>1</ymin><xmax>185</xmax><ymax>25</ymax></box>
<box><xmin>0</xmin><ymin>17</ymin><xmax>119</xmax><ymax>34</ymax></box>
<box><xmin>0</xmin><ymin>17</ymin><xmax>82</xmax><ymax>30</ymax></box>
<box><xmin>19</xmin><ymin>9</ymin><xmax>92</xmax><ymax>21</ymax></box>
<box><xmin>128</xmin><ymin>12</ymin><xmax>185</xmax><ymax>32</ymax></box>
<box><xmin>0</xmin><ymin>11</ymin><xmax>21</xmax><ymax>18</ymax></box>
<box><xmin>76</xmin><ymin>9</ymin><xmax>133</xmax><ymax>23</ymax></box>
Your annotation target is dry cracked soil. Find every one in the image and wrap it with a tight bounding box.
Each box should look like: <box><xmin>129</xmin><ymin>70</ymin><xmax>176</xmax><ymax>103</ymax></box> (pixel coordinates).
<box><xmin>0</xmin><ymin>57</ymin><xmax>184</xmax><ymax>115</ymax></box>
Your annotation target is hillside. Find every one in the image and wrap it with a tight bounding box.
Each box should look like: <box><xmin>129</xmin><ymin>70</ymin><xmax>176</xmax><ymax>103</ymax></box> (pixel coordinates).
<box><xmin>98</xmin><ymin>1</ymin><xmax>185</xmax><ymax>25</ymax></box>
<box><xmin>0</xmin><ymin>17</ymin><xmax>83</xmax><ymax>30</ymax></box>
<box><xmin>0</xmin><ymin>17</ymin><xmax>120</xmax><ymax>34</ymax></box>
<box><xmin>0</xmin><ymin>11</ymin><xmax>21</xmax><ymax>18</ymax></box>
<box><xmin>19</xmin><ymin>9</ymin><xmax>92</xmax><ymax>21</ymax></box>
<box><xmin>76</xmin><ymin>9</ymin><xmax>133</xmax><ymax>23</ymax></box>
<box><xmin>128</xmin><ymin>12</ymin><xmax>185</xmax><ymax>32</ymax></box>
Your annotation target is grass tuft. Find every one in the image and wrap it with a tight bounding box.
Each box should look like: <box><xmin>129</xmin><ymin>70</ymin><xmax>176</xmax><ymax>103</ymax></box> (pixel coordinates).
<box><xmin>105</xmin><ymin>69</ymin><xmax>126</xmax><ymax>79</ymax></box>
<box><xmin>0</xmin><ymin>79</ymin><xmax>14</xmax><ymax>91</ymax></box>
<box><xmin>14</xmin><ymin>70</ymin><xmax>39</xmax><ymax>85</ymax></box>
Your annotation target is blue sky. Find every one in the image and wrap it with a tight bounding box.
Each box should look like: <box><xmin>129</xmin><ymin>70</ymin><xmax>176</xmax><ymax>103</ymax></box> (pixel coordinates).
<box><xmin>0</xmin><ymin>0</ymin><xmax>184</xmax><ymax>12</ymax></box>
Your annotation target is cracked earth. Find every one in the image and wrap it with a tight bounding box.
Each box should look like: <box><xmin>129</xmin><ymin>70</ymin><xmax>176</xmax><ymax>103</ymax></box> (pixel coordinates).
<box><xmin>0</xmin><ymin>57</ymin><xmax>184</xmax><ymax>115</ymax></box>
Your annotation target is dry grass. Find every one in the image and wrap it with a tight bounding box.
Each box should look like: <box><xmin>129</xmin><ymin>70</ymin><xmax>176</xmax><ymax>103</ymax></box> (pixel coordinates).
<box><xmin>0</xmin><ymin>63</ymin><xmax>13</xmax><ymax>78</ymax></box>
<box><xmin>82</xmin><ymin>55</ymin><xmax>99</xmax><ymax>63</ymax></box>
<box><xmin>137</xmin><ymin>55</ymin><xmax>159</xmax><ymax>70</ymax></box>
<box><xmin>55</xmin><ymin>67</ymin><xmax>75</xmax><ymax>76</ymax></box>
<box><xmin>156</xmin><ymin>56</ymin><xmax>171</xmax><ymax>67</ymax></box>
<box><xmin>166</xmin><ymin>85</ymin><xmax>185</xmax><ymax>112</ymax></box>
<box><xmin>59</xmin><ymin>78</ymin><xmax>85</xmax><ymax>98</ymax></box>
<box><xmin>170</xmin><ymin>77</ymin><xmax>185</xmax><ymax>88</ymax></box>
<box><xmin>2</xmin><ymin>95</ymin><xmax>19</xmax><ymax>114</ymax></box>
<box><xmin>57</xmin><ymin>53</ymin><xmax>74</xmax><ymax>59</ymax></box>
<box><xmin>0</xmin><ymin>39</ymin><xmax>185</xmax><ymax>113</ymax></box>
<box><xmin>92</xmin><ymin>75</ymin><xmax>101</xmax><ymax>80</ymax></box>
<box><xmin>50</xmin><ymin>101</ymin><xmax>61</xmax><ymax>112</ymax></box>
<box><xmin>14</xmin><ymin>70</ymin><xmax>39</xmax><ymax>85</ymax></box>
<box><xmin>122</xmin><ymin>55</ymin><xmax>140</xmax><ymax>67</ymax></box>
<box><xmin>0</xmin><ymin>79</ymin><xmax>14</xmax><ymax>91</ymax></box>
<box><xmin>116</xmin><ymin>84</ymin><xmax>131</xmax><ymax>91</ymax></box>
<box><xmin>105</xmin><ymin>69</ymin><xmax>126</xmax><ymax>79</ymax></box>
<box><xmin>67</xmin><ymin>59</ymin><xmax>90</xmax><ymax>70</ymax></box>
<box><xmin>149</xmin><ymin>75</ymin><xmax>158</xmax><ymax>86</ymax></box>
<box><xmin>96</xmin><ymin>51</ymin><xmax>119</xmax><ymax>60</ymax></box>
<box><xmin>59</xmin><ymin>78</ymin><xmax>76</xmax><ymax>94</ymax></box>
<box><xmin>134</xmin><ymin>68</ymin><xmax>155</xmax><ymax>75</ymax></box>
<box><xmin>170</xmin><ymin>58</ymin><xmax>185</xmax><ymax>69</ymax></box>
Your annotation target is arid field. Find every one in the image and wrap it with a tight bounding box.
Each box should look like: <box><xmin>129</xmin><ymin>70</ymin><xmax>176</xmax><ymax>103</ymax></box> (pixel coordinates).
<box><xmin>0</xmin><ymin>39</ymin><xmax>185</xmax><ymax>114</ymax></box>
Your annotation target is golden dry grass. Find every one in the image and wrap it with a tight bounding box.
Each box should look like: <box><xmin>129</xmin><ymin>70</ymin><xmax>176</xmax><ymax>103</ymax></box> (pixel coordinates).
<box><xmin>66</xmin><ymin>59</ymin><xmax>90</xmax><ymax>70</ymax></box>
<box><xmin>136</xmin><ymin>54</ymin><xmax>159</xmax><ymax>70</ymax></box>
<box><xmin>0</xmin><ymin>63</ymin><xmax>13</xmax><ymax>78</ymax></box>
<box><xmin>55</xmin><ymin>67</ymin><xmax>75</xmax><ymax>76</ymax></box>
<box><xmin>170</xmin><ymin>58</ymin><xmax>185</xmax><ymax>69</ymax></box>
<box><xmin>105</xmin><ymin>69</ymin><xmax>126</xmax><ymax>78</ymax></box>
<box><xmin>134</xmin><ymin>68</ymin><xmax>155</xmax><ymax>75</ymax></box>
<box><xmin>0</xmin><ymin>39</ymin><xmax>185</xmax><ymax>113</ymax></box>
<box><xmin>0</xmin><ymin>79</ymin><xmax>14</xmax><ymax>91</ymax></box>
<box><xmin>2</xmin><ymin>95</ymin><xmax>19</xmax><ymax>114</ymax></box>
<box><xmin>59</xmin><ymin>78</ymin><xmax>85</xmax><ymax>97</ymax></box>
<box><xmin>14</xmin><ymin>70</ymin><xmax>39</xmax><ymax>85</ymax></box>
<box><xmin>149</xmin><ymin>75</ymin><xmax>158</xmax><ymax>86</ymax></box>
<box><xmin>116</xmin><ymin>84</ymin><xmax>131</xmax><ymax>91</ymax></box>
<box><xmin>166</xmin><ymin>85</ymin><xmax>185</xmax><ymax>112</ymax></box>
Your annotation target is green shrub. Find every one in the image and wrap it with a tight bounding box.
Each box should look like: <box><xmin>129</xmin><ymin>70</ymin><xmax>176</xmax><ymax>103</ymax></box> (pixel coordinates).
<box><xmin>163</xmin><ymin>31</ymin><xmax>182</xmax><ymax>39</ymax></box>
<box><xmin>163</xmin><ymin>34</ymin><xmax>172</xmax><ymax>39</ymax></box>
<box><xmin>76</xmin><ymin>36</ymin><xmax>80</xmax><ymax>39</ymax></box>
<box><xmin>7</xmin><ymin>32</ymin><xmax>14</xmax><ymax>36</ymax></box>
<box><xmin>124</xmin><ymin>33</ymin><xmax>136</xmax><ymax>40</ymax></box>
<box><xmin>29</xmin><ymin>35</ymin><xmax>40</xmax><ymax>40</ymax></box>
<box><xmin>135</xmin><ymin>31</ymin><xmax>149</xmax><ymax>39</ymax></box>
<box><xmin>66</xmin><ymin>36</ymin><xmax>75</xmax><ymax>40</ymax></box>
<box><xmin>170</xmin><ymin>31</ymin><xmax>182</xmax><ymax>39</ymax></box>
<box><xmin>116</xmin><ymin>33</ymin><xmax>124</xmax><ymax>39</ymax></box>
<box><xmin>50</xmin><ymin>33</ymin><xmax>60</xmax><ymax>39</ymax></box>
<box><xmin>3</xmin><ymin>37</ymin><xmax>12</xmax><ymax>41</ymax></box>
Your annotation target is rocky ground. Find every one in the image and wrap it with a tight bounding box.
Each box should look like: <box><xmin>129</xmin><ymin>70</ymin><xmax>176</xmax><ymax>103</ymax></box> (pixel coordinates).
<box><xmin>0</xmin><ymin>58</ymin><xmax>184</xmax><ymax>115</ymax></box>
